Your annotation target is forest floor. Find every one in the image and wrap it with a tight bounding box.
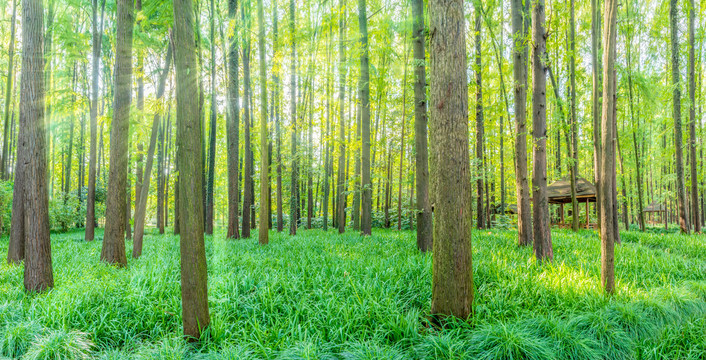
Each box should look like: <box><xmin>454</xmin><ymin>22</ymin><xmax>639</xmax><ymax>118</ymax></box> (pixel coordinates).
<box><xmin>1</xmin><ymin>227</ymin><xmax>705</xmax><ymax>359</ymax></box>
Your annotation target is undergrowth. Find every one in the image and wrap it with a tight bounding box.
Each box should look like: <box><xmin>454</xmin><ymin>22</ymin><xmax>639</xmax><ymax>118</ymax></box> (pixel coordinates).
<box><xmin>0</xmin><ymin>228</ymin><xmax>704</xmax><ymax>359</ymax></box>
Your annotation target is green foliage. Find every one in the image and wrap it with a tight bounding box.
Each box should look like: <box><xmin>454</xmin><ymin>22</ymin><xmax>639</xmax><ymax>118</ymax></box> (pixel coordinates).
<box><xmin>0</xmin><ymin>229</ymin><xmax>705</xmax><ymax>358</ymax></box>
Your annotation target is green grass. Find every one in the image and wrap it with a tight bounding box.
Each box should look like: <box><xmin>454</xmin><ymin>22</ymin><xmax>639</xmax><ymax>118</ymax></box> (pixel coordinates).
<box><xmin>1</xmin><ymin>228</ymin><xmax>705</xmax><ymax>359</ymax></box>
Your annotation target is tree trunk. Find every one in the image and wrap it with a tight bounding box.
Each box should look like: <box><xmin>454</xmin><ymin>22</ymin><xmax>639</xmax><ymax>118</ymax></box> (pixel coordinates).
<box><xmin>512</xmin><ymin>0</ymin><xmax>532</xmax><ymax>246</ymax></box>
<box><xmin>227</xmin><ymin>0</ymin><xmax>241</xmax><ymax>239</ymax></box>
<box><xmin>323</xmin><ymin>11</ymin><xmax>332</xmax><ymax>231</ymax></box>
<box><xmin>241</xmin><ymin>8</ymin><xmax>253</xmax><ymax>238</ymax></box>
<box><xmin>600</xmin><ymin>0</ymin><xmax>618</xmax><ymax>295</ymax></box>
<box><xmin>132</xmin><ymin>42</ymin><xmax>172</xmax><ymax>258</ymax></box>
<box><xmin>336</xmin><ymin>0</ymin><xmax>346</xmax><ymax>234</ymax></box>
<box><xmin>687</xmin><ymin>0</ymin><xmax>700</xmax><ymax>233</ymax></box>
<box><xmin>289</xmin><ymin>0</ymin><xmax>299</xmax><ymax>236</ymax></box>
<box><xmin>531</xmin><ymin>0</ymin><xmax>552</xmax><ymax>263</ymax></box>
<box><xmin>475</xmin><ymin>3</ymin><xmax>485</xmax><ymax>230</ymax></box>
<box><xmin>429</xmin><ymin>0</ymin><xmax>473</xmax><ymax>320</ymax></box>
<box><xmin>205</xmin><ymin>0</ymin><xmax>217</xmax><ymax>235</ymax></box>
<box><xmin>568</xmin><ymin>0</ymin><xmax>579</xmax><ymax>232</ymax></box>
<box><xmin>1</xmin><ymin>0</ymin><xmax>17</xmax><ymax>181</ymax></box>
<box><xmin>412</xmin><ymin>0</ymin><xmax>432</xmax><ymax>251</ymax></box>
<box><xmin>101</xmin><ymin>0</ymin><xmax>133</xmax><ymax>267</ymax></box>
<box><xmin>592</xmin><ymin>0</ymin><xmax>602</xmax><ymax>230</ymax></box>
<box><xmin>157</xmin><ymin>112</ymin><xmax>166</xmax><ymax>234</ymax></box>
<box><xmin>358</xmin><ymin>0</ymin><xmax>372</xmax><ymax>236</ymax></box>
<box><xmin>273</xmin><ymin>0</ymin><xmax>283</xmax><ymax>233</ymax></box>
<box><xmin>257</xmin><ymin>0</ymin><xmax>269</xmax><ymax>244</ymax></box>
<box><xmin>173</xmin><ymin>0</ymin><xmax>210</xmax><ymax>339</ymax></box>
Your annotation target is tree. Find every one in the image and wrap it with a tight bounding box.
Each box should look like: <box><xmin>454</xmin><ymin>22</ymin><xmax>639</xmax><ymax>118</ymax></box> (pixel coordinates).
<box><xmin>242</xmin><ymin>4</ymin><xmax>253</xmax><ymax>238</ymax></box>
<box><xmin>289</xmin><ymin>0</ymin><xmax>299</xmax><ymax>236</ymax></box>
<box><xmin>10</xmin><ymin>0</ymin><xmax>54</xmax><ymax>292</ymax></box>
<box><xmin>474</xmin><ymin>1</ymin><xmax>485</xmax><ymax>230</ymax></box>
<box><xmin>359</xmin><ymin>0</ymin><xmax>372</xmax><ymax>236</ymax></box>
<box><xmin>592</xmin><ymin>0</ymin><xmax>602</xmax><ymax>229</ymax></box>
<box><xmin>512</xmin><ymin>0</ymin><xmax>532</xmax><ymax>247</ymax></box>
<box><xmin>227</xmin><ymin>0</ymin><xmax>241</xmax><ymax>239</ymax></box>
<box><xmin>1</xmin><ymin>0</ymin><xmax>17</xmax><ymax>181</ymax></box>
<box><xmin>568</xmin><ymin>0</ymin><xmax>579</xmax><ymax>232</ymax></box>
<box><xmin>273</xmin><ymin>0</ymin><xmax>284</xmax><ymax>233</ymax></box>
<box><xmin>669</xmin><ymin>0</ymin><xmax>690</xmax><ymax>234</ymax></box>
<box><xmin>531</xmin><ymin>0</ymin><xmax>552</xmax><ymax>262</ymax></box>
<box><xmin>173</xmin><ymin>0</ymin><xmax>210</xmax><ymax>339</ymax></box>
<box><xmin>101</xmin><ymin>0</ymin><xmax>134</xmax><ymax>267</ymax></box>
<box><xmin>205</xmin><ymin>0</ymin><xmax>218</xmax><ymax>235</ymax></box>
<box><xmin>257</xmin><ymin>0</ymin><xmax>270</xmax><ymax>244</ymax></box>
<box><xmin>600</xmin><ymin>0</ymin><xmax>618</xmax><ymax>294</ymax></box>
<box><xmin>85</xmin><ymin>0</ymin><xmax>105</xmax><ymax>242</ymax></box>
<box><xmin>412</xmin><ymin>0</ymin><xmax>432</xmax><ymax>252</ymax></box>
<box><xmin>336</xmin><ymin>0</ymin><xmax>346</xmax><ymax>234</ymax></box>
<box><xmin>132</xmin><ymin>42</ymin><xmax>173</xmax><ymax>258</ymax></box>
<box><xmin>687</xmin><ymin>0</ymin><xmax>700</xmax><ymax>233</ymax></box>
<box><xmin>429</xmin><ymin>0</ymin><xmax>473</xmax><ymax>320</ymax></box>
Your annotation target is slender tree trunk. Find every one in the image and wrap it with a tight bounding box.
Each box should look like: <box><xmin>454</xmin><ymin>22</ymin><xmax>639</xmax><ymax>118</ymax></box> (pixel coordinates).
<box><xmin>173</xmin><ymin>0</ymin><xmax>210</xmax><ymax>339</ymax></box>
<box><xmin>429</xmin><ymin>0</ymin><xmax>473</xmax><ymax>320</ymax></box>
<box><xmin>625</xmin><ymin>1</ymin><xmax>644</xmax><ymax>231</ymax></box>
<box><xmin>412</xmin><ymin>0</ymin><xmax>432</xmax><ymax>251</ymax></box>
<box><xmin>474</xmin><ymin>2</ymin><xmax>485</xmax><ymax>230</ymax></box>
<box><xmin>241</xmin><ymin>10</ymin><xmax>253</xmax><ymax>238</ymax></box>
<box><xmin>568</xmin><ymin>0</ymin><xmax>579</xmax><ymax>232</ymax></box>
<box><xmin>227</xmin><ymin>0</ymin><xmax>241</xmax><ymax>239</ymax></box>
<box><xmin>257</xmin><ymin>0</ymin><xmax>269</xmax><ymax>244</ymax></box>
<box><xmin>592</xmin><ymin>0</ymin><xmax>602</xmax><ymax>230</ymax></box>
<box><xmin>687</xmin><ymin>0</ymin><xmax>700</xmax><ymax>233</ymax></box>
<box><xmin>531</xmin><ymin>0</ymin><xmax>552</xmax><ymax>262</ymax></box>
<box><xmin>336</xmin><ymin>0</ymin><xmax>346</xmax><ymax>234</ymax></box>
<box><xmin>600</xmin><ymin>0</ymin><xmax>618</xmax><ymax>294</ymax></box>
<box><xmin>512</xmin><ymin>0</ymin><xmax>532</xmax><ymax>246</ymax></box>
<box><xmin>1</xmin><ymin>0</ymin><xmax>17</xmax><ymax>181</ymax></box>
<box><xmin>289</xmin><ymin>0</ymin><xmax>299</xmax><ymax>235</ymax></box>
<box><xmin>157</xmin><ymin>113</ymin><xmax>166</xmax><ymax>233</ymax></box>
<box><xmin>669</xmin><ymin>0</ymin><xmax>690</xmax><ymax>234</ymax></box>
<box><xmin>323</xmin><ymin>13</ymin><xmax>332</xmax><ymax>232</ymax></box>
<box><xmin>358</xmin><ymin>0</ymin><xmax>372</xmax><ymax>236</ymax></box>
<box><xmin>101</xmin><ymin>0</ymin><xmax>134</xmax><ymax>267</ymax></box>
<box><xmin>205</xmin><ymin>0</ymin><xmax>217</xmax><ymax>235</ymax></box>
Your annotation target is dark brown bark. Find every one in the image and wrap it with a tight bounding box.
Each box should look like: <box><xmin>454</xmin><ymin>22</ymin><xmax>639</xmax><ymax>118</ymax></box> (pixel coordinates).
<box><xmin>257</xmin><ymin>0</ymin><xmax>269</xmax><ymax>244</ymax></box>
<box><xmin>429</xmin><ymin>0</ymin><xmax>473</xmax><ymax>320</ymax></box>
<box><xmin>101</xmin><ymin>0</ymin><xmax>133</xmax><ymax>267</ymax></box>
<box><xmin>227</xmin><ymin>0</ymin><xmax>241</xmax><ymax>239</ymax></box>
<box><xmin>173</xmin><ymin>0</ymin><xmax>210</xmax><ymax>339</ymax></box>
<box><xmin>242</xmin><ymin>6</ymin><xmax>253</xmax><ymax>238</ymax></box>
<box><xmin>132</xmin><ymin>42</ymin><xmax>172</xmax><ymax>258</ymax></box>
<box><xmin>474</xmin><ymin>2</ymin><xmax>485</xmax><ymax>230</ymax></box>
<box><xmin>359</xmin><ymin>0</ymin><xmax>372</xmax><ymax>236</ymax></box>
<box><xmin>531</xmin><ymin>0</ymin><xmax>552</xmax><ymax>263</ymax></box>
<box><xmin>600</xmin><ymin>0</ymin><xmax>618</xmax><ymax>295</ymax></box>
<box><xmin>11</xmin><ymin>0</ymin><xmax>53</xmax><ymax>292</ymax></box>
<box><xmin>512</xmin><ymin>0</ymin><xmax>532</xmax><ymax>246</ymax></box>
<box><xmin>205</xmin><ymin>0</ymin><xmax>217</xmax><ymax>235</ymax></box>
<box><xmin>412</xmin><ymin>0</ymin><xmax>432</xmax><ymax>252</ymax></box>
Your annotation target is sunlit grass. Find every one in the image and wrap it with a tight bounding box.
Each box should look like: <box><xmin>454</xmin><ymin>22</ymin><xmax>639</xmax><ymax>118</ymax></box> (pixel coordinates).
<box><xmin>0</xmin><ymin>226</ymin><xmax>704</xmax><ymax>358</ymax></box>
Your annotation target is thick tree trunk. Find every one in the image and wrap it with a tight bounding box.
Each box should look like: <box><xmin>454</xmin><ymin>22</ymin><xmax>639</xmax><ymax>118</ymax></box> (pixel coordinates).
<box><xmin>429</xmin><ymin>0</ymin><xmax>473</xmax><ymax>320</ymax></box>
<box><xmin>600</xmin><ymin>0</ymin><xmax>618</xmax><ymax>295</ymax></box>
<box><xmin>531</xmin><ymin>0</ymin><xmax>552</xmax><ymax>263</ymax></box>
<box><xmin>412</xmin><ymin>0</ymin><xmax>432</xmax><ymax>251</ymax></box>
<box><xmin>257</xmin><ymin>0</ymin><xmax>269</xmax><ymax>244</ymax></box>
<box><xmin>474</xmin><ymin>3</ymin><xmax>485</xmax><ymax>230</ymax></box>
<box><xmin>227</xmin><ymin>0</ymin><xmax>241</xmax><ymax>239</ymax></box>
<box><xmin>512</xmin><ymin>0</ymin><xmax>532</xmax><ymax>246</ymax></box>
<box><xmin>173</xmin><ymin>0</ymin><xmax>210</xmax><ymax>339</ymax></box>
<box><xmin>132</xmin><ymin>43</ymin><xmax>172</xmax><ymax>258</ymax></box>
<box><xmin>101</xmin><ymin>0</ymin><xmax>133</xmax><ymax>267</ymax></box>
<box><xmin>11</xmin><ymin>0</ymin><xmax>54</xmax><ymax>292</ymax></box>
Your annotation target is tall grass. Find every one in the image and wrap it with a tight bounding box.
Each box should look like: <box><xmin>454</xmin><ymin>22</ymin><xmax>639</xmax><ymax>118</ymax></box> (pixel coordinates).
<box><xmin>0</xmin><ymin>228</ymin><xmax>704</xmax><ymax>359</ymax></box>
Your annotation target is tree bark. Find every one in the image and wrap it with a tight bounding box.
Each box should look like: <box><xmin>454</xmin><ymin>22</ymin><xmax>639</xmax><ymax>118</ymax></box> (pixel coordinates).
<box><xmin>412</xmin><ymin>0</ymin><xmax>432</xmax><ymax>251</ymax></box>
<box><xmin>101</xmin><ymin>0</ymin><xmax>133</xmax><ymax>267</ymax></box>
<box><xmin>132</xmin><ymin>42</ymin><xmax>172</xmax><ymax>258</ymax></box>
<box><xmin>512</xmin><ymin>0</ymin><xmax>532</xmax><ymax>246</ymax></box>
<box><xmin>173</xmin><ymin>0</ymin><xmax>210</xmax><ymax>339</ymax></box>
<box><xmin>241</xmin><ymin>7</ymin><xmax>253</xmax><ymax>238</ymax></box>
<box><xmin>592</xmin><ymin>0</ymin><xmax>602</xmax><ymax>230</ymax></box>
<box><xmin>1</xmin><ymin>0</ymin><xmax>17</xmax><ymax>181</ymax></box>
<box><xmin>531</xmin><ymin>0</ymin><xmax>552</xmax><ymax>263</ymax></box>
<box><xmin>474</xmin><ymin>2</ymin><xmax>485</xmax><ymax>230</ymax></box>
<box><xmin>429</xmin><ymin>0</ymin><xmax>473</xmax><ymax>320</ymax></box>
<box><xmin>289</xmin><ymin>0</ymin><xmax>299</xmax><ymax>235</ymax></box>
<box><xmin>257</xmin><ymin>0</ymin><xmax>269</xmax><ymax>244</ymax></box>
<box><xmin>687</xmin><ymin>0</ymin><xmax>700</xmax><ymax>233</ymax></box>
<box><xmin>600</xmin><ymin>0</ymin><xmax>618</xmax><ymax>295</ymax></box>
<box><xmin>358</xmin><ymin>0</ymin><xmax>372</xmax><ymax>236</ymax></box>
<box><xmin>568</xmin><ymin>0</ymin><xmax>579</xmax><ymax>232</ymax></box>
<box><xmin>273</xmin><ymin>0</ymin><xmax>284</xmax><ymax>233</ymax></box>
<box><xmin>205</xmin><ymin>0</ymin><xmax>217</xmax><ymax>235</ymax></box>
<box><xmin>227</xmin><ymin>0</ymin><xmax>241</xmax><ymax>239</ymax></box>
